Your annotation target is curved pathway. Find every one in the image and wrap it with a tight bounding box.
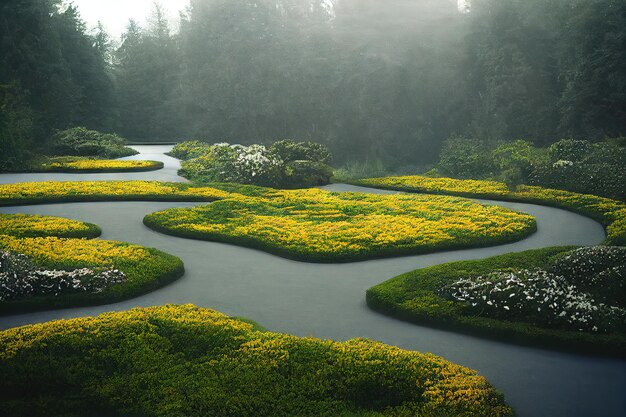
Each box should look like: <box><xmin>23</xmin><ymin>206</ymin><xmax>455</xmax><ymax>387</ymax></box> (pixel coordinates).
<box><xmin>0</xmin><ymin>146</ymin><xmax>624</xmax><ymax>417</ymax></box>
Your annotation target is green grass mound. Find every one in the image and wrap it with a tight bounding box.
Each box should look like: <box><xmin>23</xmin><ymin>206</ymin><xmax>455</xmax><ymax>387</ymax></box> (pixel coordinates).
<box><xmin>354</xmin><ymin>175</ymin><xmax>626</xmax><ymax>245</ymax></box>
<box><xmin>0</xmin><ymin>213</ymin><xmax>101</xmax><ymax>238</ymax></box>
<box><xmin>0</xmin><ymin>305</ymin><xmax>513</xmax><ymax>417</ymax></box>
<box><xmin>366</xmin><ymin>247</ymin><xmax>626</xmax><ymax>356</ymax></box>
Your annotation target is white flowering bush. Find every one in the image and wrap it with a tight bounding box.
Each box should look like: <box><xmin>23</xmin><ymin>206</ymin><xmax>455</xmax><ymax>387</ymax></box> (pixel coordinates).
<box><xmin>0</xmin><ymin>250</ymin><xmax>126</xmax><ymax>302</ymax></box>
<box><xmin>178</xmin><ymin>140</ymin><xmax>333</xmax><ymax>187</ymax></box>
<box><xmin>440</xmin><ymin>246</ymin><xmax>626</xmax><ymax>333</ymax></box>
<box><xmin>550</xmin><ymin>246</ymin><xmax>626</xmax><ymax>305</ymax></box>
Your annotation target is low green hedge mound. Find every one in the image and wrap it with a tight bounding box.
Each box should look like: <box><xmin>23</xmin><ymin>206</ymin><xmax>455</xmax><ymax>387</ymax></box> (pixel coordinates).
<box><xmin>0</xmin><ymin>305</ymin><xmax>513</xmax><ymax>417</ymax></box>
<box><xmin>366</xmin><ymin>247</ymin><xmax>626</xmax><ymax>356</ymax></box>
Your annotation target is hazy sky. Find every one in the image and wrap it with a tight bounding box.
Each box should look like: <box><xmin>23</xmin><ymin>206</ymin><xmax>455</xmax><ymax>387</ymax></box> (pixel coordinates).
<box><xmin>70</xmin><ymin>0</ymin><xmax>190</xmax><ymax>38</ymax></box>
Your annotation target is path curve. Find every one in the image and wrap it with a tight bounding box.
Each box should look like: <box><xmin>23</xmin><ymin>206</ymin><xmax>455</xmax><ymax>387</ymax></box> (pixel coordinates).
<box><xmin>0</xmin><ymin>146</ymin><xmax>624</xmax><ymax>417</ymax></box>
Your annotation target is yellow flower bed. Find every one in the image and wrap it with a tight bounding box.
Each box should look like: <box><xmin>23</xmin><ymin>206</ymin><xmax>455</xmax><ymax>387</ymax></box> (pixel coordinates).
<box><xmin>0</xmin><ymin>235</ymin><xmax>149</xmax><ymax>269</ymax></box>
<box><xmin>0</xmin><ymin>305</ymin><xmax>513</xmax><ymax>416</ymax></box>
<box><xmin>0</xmin><ymin>213</ymin><xmax>100</xmax><ymax>238</ymax></box>
<box><xmin>146</xmin><ymin>188</ymin><xmax>536</xmax><ymax>261</ymax></box>
<box><xmin>41</xmin><ymin>159</ymin><xmax>163</xmax><ymax>172</ymax></box>
<box><xmin>0</xmin><ymin>180</ymin><xmax>537</xmax><ymax>261</ymax></box>
<box><xmin>0</xmin><ymin>181</ymin><xmax>233</xmax><ymax>204</ymax></box>
<box><xmin>0</xmin><ymin>189</ymin><xmax>185</xmax><ymax>313</ymax></box>
<box><xmin>356</xmin><ymin>175</ymin><xmax>626</xmax><ymax>245</ymax></box>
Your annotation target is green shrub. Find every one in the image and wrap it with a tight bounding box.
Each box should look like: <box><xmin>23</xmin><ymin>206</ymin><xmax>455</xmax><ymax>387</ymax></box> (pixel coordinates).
<box><xmin>437</xmin><ymin>137</ymin><xmax>497</xmax><ymax>179</ymax></box>
<box><xmin>269</xmin><ymin>139</ymin><xmax>332</xmax><ymax>164</ymax></box>
<box><xmin>284</xmin><ymin>160</ymin><xmax>333</xmax><ymax>187</ymax></box>
<box><xmin>169</xmin><ymin>140</ymin><xmax>212</xmax><ymax>160</ymax></box>
<box><xmin>549</xmin><ymin>246</ymin><xmax>626</xmax><ymax>306</ymax></box>
<box><xmin>176</xmin><ymin>140</ymin><xmax>334</xmax><ymax>188</ymax></box>
<box><xmin>548</xmin><ymin>139</ymin><xmax>592</xmax><ymax>163</ymax></box>
<box><xmin>49</xmin><ymin>127</ymin><xmax>138</xmax><ymax>158</ymax></box>
<box><xmin>529</xmin><ymin>141</ymin><xmax>626</xmax><ymax>200</ymax></box>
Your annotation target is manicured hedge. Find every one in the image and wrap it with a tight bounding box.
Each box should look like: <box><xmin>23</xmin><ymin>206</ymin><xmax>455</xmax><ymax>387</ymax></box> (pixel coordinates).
<box><xmin>354</xmin><ymin>175</ymin><xmax>626</xmax><ymax>245</ymax></box>
<box><xmin>0</xmin><ymin>304</ymin><xmax>513</xmax><ymax>417</ymax></box>
<box><xmin>366</xmin><ymin>247</ymin><xmax>626</xmax><ymax>357</ymax></box>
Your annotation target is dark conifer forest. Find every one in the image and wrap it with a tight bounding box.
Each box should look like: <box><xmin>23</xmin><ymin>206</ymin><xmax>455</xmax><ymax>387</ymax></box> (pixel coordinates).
<box><xmin>1</xmin><ymin>0</ymin><xmax>625</xmax><ymax>166</ymax></box>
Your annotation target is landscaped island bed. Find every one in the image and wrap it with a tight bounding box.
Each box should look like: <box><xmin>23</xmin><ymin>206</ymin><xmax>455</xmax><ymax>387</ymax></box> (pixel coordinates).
<box><xmin>0</xmin><ymin>213</ymin><xmax>101</xmax><ymax>238</ymax></box>
<box><xmin>0</xmin><ymin>212</ymin><xmax>183</xmax><ymax>314</ymax></box>
<box><xmin>354</xmin><ymin>175</ymin><xmax>626</xmax><ymax>245</ymax></box>
<box><xmin>0</xmin><ymin>304</ymin><xmax>513</xmax><ymax>417</ymax></box>
<box><xmin>39</xmin><ymin>159</ymin><xmax>164</xmax><ymax>173</ymax></box>
<box><xmin>0</xmin><ymin>180</ymin><xmax>537</xmax><ymax>262</ymax></box>
<box><xmin>366</xmin><ymin>247</ymin><xmax>626</xmax><ymax>356</ymax></box>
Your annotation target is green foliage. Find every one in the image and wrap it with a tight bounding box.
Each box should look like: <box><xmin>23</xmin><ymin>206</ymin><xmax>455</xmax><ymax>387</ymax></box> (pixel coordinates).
<box><xmin>548</xmin><ymin>139</ymin><xmax>592</xmax><ymax>163</ymax></box>
<box><xmin>269</xmin><ymin>140</ymin><xmax>332</xmax><ymax>164</ymax></box>
<box><xmin>366</xmin><ymin>247</ymin><xmax>626</xmax><ymax>356</ymax></box>
<box><xmin>49</xmin><ymin>127</ymin><xmax>138</xmax><ymax>158</ymax></box>
<box><xmin>176</xmin><ymin>141</ymin><xmax>333</xmax><ymax>188</ymax></box>
<box><xmin>0</xmin><ymin>83</ymin><xmax>33</xmax><ymax>171</ymax></box>
<box><xmin>437</xmin><ymin>137</ymin><xmax>497</xmax><ymax>179</ymax></box>
<box><xmin>284</xmin><ymin>160</ymin><xmax>333</xmax><ymax>187</ymax></box>
<box><xmin>168</xmin><ymin>140</ymin><xmax>212</xmax><ymax>160</ymax></box>
<box><xmin>549</xmin><ymin>246</ymin><xmax>626</xmax><ymax>307</ymax></box>
<box><xmin>0</xmin><ymin>305</ymin><xmax>513</xmax><ymax>417</ymax></box>
<box><xmin>435</xmin><ymin>137</ymin><xmax>625</xmax><ymax>199</ymax></box>
<box><xmin>332</xmin><ymin>159</ymin><xmax>390</xmax><ymax>181</ymax></box>
<box><xmin>529</xmin><ymin>139</ymin><xmax>626</xmax><ymax>199</ymax></box>
<box><xmin>0</xmin><ymin>0</ymin><xmax>115</xmax><ymax>145</ymax></box>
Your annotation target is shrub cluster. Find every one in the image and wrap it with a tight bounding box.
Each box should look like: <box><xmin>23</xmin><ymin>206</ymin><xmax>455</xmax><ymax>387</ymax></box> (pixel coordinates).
<box><xmin>441</xmin><ymin>267</ymin><xmax>625</xmax><ymax>333</ymax></box>
<box><xmin>0</xmin><ymin>305</ymin><xmax>513</xmax><ymax>417</ymax></box>
<box><xmin>49</xmin><ymin>127</ymin><xmax>138</xmax><ymax>159</ymax></box>
<box><xmin>0</xmin><ymin>250</ymin><xmax>126</xmax><ymax>302</ymax></box>
<box><xmin>173</xmin><ymin>140</ymin><xmax>333</xmax><ymax>187</ymax></box>
<box><xmin>436</xmin><ymin>137</ymin><xmax>625</xmax><ymax>199</ymax></box>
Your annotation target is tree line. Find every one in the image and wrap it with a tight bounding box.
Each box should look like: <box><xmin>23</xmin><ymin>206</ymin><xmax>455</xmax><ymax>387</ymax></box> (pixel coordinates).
<box><xmin>1</xmin><ymin>0</ymin><xmax>625</xmax><ymax>168</ymax></box>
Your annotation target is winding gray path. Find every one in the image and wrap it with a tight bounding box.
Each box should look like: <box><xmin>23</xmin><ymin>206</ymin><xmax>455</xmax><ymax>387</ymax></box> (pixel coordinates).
<box><xmin>0</xmin><ymin>146</ymin><xmax>624</xmax><ymax>417</ymax></box>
